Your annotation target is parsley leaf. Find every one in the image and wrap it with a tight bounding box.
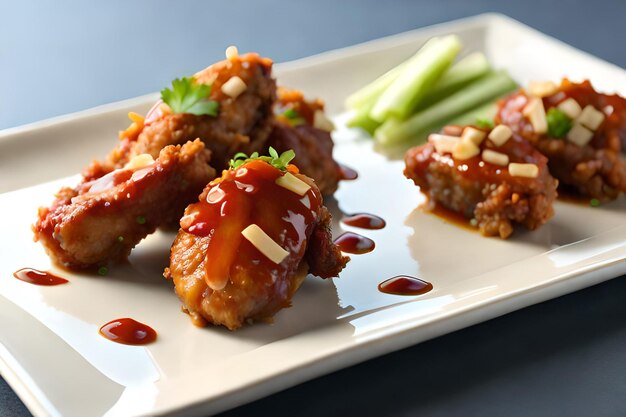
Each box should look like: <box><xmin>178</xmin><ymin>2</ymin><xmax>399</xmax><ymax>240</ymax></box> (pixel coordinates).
<box><xmin>160</xmin><ymin>77</ymin><xmax>219</xmax><ymax>116</ymax></box>
<box><xmin>475</xmin><ymin>118</ymin><xmax>494</xmax><ymax>129</ymax></box>
<box><xmin>281</xmin><ymin>108</ymin><xmax>305</xmax><ymax>126</ymax></box>
<box><xmin>229</xmin><ymin>147</ymin><xmax>296</xmax><ymax>171</ymax></box>
<box><xmin>547</xmin><ymin>108</ymin><xmax>572</xmax><ymax>138</ymax></box>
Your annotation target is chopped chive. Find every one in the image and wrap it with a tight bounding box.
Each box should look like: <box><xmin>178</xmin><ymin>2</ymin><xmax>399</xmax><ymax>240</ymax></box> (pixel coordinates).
<box><xmin>136</xmin><ymin>215</ymin><xmax>147</xmax><ymax>225</ymax></box>
<box><xmin>590</xmin><ymin>198</ymin><xmax>600</xmax><ymax>207</ymax></box>
<box><xmin>475</xmin><ymin>117</ymin><xmax>494</xmax><ymax>129</ymax></box>
<box><xmin>97</xmin><ymin>266</ymin><xmax>109</xmax><ymax>276</ymax></box>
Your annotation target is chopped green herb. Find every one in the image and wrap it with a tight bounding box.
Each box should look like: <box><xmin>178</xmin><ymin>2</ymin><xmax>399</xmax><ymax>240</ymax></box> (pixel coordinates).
<box><xmin>136</xmin><ymin>215</ymin><xmax>147</xmax><ymax>225</ymax></box>
<box><xmin>97</xmin><ymin>266</ymin><xmax>109</xmax><ymax>276</ymax></box>
<box><xmin>547</xmin><ymin>108</ymin><xmax>572</xmax><ymax>138</ymax></box>
<box><xmin>117</xmin><ymin>236</ymin><xmax>124</xmax><ymax>242</ymax></box>
<box><xmin>229</xmin><ymin>147</ymin><xmax>296</xmax><ymax>171</ymax></box>
<box><xmin>590</xmin><ymin>198</ymin><xmax>600</xmax><ymax>207</ymax></box>
<box><xmin>282</xmin><ymin>108</ymin><xmax>305</xmax><ymax>126</ymax></box>
<box><xmin>160</xmin><ymin>76</ymin><xmax>219</xmax><ymax>116</ymax></box>
<box><xmin>475</xmin><ymin>117</ymin><xmax>494</xmax><ymax>129</ymax></box>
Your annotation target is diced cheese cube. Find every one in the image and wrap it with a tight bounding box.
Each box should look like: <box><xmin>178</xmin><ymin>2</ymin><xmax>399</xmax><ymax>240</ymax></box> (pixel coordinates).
<box><xmin>462</xmin><ymin>126</ymin><xmax>486</xmax><ymax>145</ymax></box>
<box><xmin>452</xmin><ymin>139</ymin><xmax>480</xmax><ymax>160</ymax></box>
<box><xmin>557</xmin><ymin>98</ymin><xmax>582</xmax><ymax>119</ymax></box>
<box><xmin>509</xmin><ymin>163</ymin><xmax>539</xmax><ymax>178</ymax></box>
<box><xmin>123</xmin><ymin>153</ymin><xmax>154</xmax><ymax>170</ymax></box>
<box><xmin>275</xmin><ymin>172</ymin><xmax>311</xmax><ymax>196</ymax></box>
<box><xmin>221</xmin><ymin>76</ymin><xmax>247</xmax><ymax>98</ymax></box>
<box><xmin>429</xmin><ymin>133</ymin><xmax>460</xmax><ymax>154</ymax></box>
<box><xmin>488</xmin><ymin>124</ymin><xmax>513</xmax><ymax>146</ymax></box>
<box><xmin>576</xmin><ymin>105</ymin><xmax>605</xmax><ymax>131</ymax></box>
<box><xmin>225</xmin><ymin>45</ymin><xmax>239</xmax><ymax>60</ymax></box>
<box><xmin>528</xmin><ymin>81</ymin><xmax>558</xmax><ymax>98</ymax></box>
<box><xmin>241</xmin><ymin>224</ymin><xmax>289</xmax><ymax>264</ymax></box>
<box><xmin>522</xmin><ymin>98</ymin><xmax>548</xmax><ymax>134</ymax></box>
<box><xmin>482</xmin><ymin>149</ymin><xmax>509</xmax><ymax>166</ymax></box>
<box><xmin>566</xmin><ymin>123</ymin><xmax>594</xmax><ymax>147</ymax></box>
<box><xmin>313</xmin><ymin>110</ymin><xmax>335</xmax><ymax>132</ymax></box>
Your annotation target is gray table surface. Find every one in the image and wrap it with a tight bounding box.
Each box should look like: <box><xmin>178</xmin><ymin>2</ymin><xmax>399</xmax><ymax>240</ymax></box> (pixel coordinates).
<box><xmin>2</xmin><ymin>1</ymin><xmax>626</xmax><ymax>416</ymax></box>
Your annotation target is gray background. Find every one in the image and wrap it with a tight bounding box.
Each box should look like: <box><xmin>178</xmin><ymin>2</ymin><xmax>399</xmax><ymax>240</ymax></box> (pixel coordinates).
<box><xmin>2</xmin><ymin>1</ymin><xmax>626</xmax><ymax>416</ymax></box>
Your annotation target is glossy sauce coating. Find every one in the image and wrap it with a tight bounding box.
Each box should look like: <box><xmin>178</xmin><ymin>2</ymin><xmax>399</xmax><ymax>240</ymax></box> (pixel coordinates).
<box><xmin>341</xmin><ymin>213</ymin><xmax>386</xmax><ymax>230</ymax></box>
<box><xmin>182</xmin><ymin>160</ymin><xmax>322</xmax><ymax>290</ymax></box>
<box><xmin>13</xmin><ymin>268</ymin><xmax>68</xmax><ymax>286</ymax></box>
<box><xmin>378</xmin><ymin>276</ymin><xmax>433</xmax><ymax>296</ymax></box>
<box><xmin>99</xmin><ymin>318</ymin><xmax>157</xmax><ymax>345</ymax></box>
<box><xmin>334</xmin><ymin>232</ymin><xmax>375</xmax><ymax>254</ymax></box>
<box><xmin>339</xmin><ymin>165</ymin><xmax>359</xmax><ymax>181</ymax></box>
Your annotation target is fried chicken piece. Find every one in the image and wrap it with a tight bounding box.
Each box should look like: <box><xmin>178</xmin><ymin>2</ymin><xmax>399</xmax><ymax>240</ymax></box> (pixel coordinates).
<box><xmin>84</xmin><ymin>52</ymin><xmax>276</xmax><ymax>180</ymax></box>
<box><xmin>165</xmin><ymin>158</ymin><xmax>348</xmax><ymax>330</ymax></box>
<box><xmin>34</xmin><ymin>140</ymin><xmax>215</xmax><ymax>269</ymax></box>
<box><xmin>405</xmin><ymin>126</ymin><xmax>558</xmax><ymax>239</ymax></box>
<box><xmin>496</xmin><ymin>79</ymin><xmax>626</xmax><ymax>200</ymax></box>
<box><xmin>266</xmin><ymin>88</ymin><xmax>342</xmax><ymax>195</ymax></box>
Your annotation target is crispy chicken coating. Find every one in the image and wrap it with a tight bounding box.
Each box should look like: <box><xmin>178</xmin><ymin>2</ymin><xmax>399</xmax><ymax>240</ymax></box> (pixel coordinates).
<box><xmin>496</xmin><ymin>79</ymin><xmax>626</xmax><ymax>200</ymax></box>
<box><xmin>405</xmin><ymin>126</ymin><xmax>558</xmax><ymax>239</ymax></box>
<box><xmin>267</xmin><ymin>88</ymin><xmax>342</xmax><ymax>195</ymax></box>
<box><xmin>165</xmin><ymin>159</ymin><xmax>348</xmax><ymax>330</ymax></box>
<box><xmin>85</xmin><ymin>52</ymin><xmax>276</xmax><ymax>179</ymax></box>
<box><xmin>34</xmin><ymin>140</ymin><xmax>215</xmax><ymax>269</ymax></box>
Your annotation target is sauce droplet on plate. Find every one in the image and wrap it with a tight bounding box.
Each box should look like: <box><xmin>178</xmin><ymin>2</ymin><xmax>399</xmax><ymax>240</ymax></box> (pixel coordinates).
<box><xmin>339</xmin><ymin>165</ymin><xmax>358</xmax><ymax>181</ymax></box>
<box><xmin>378</xmin><ymin>276</ymin><xmax>433</xmax><ymax>296</ymax></box>
<box><xmin>13</xmin><ymin>268</ymin><xmax>68</xmax><ymax>286</ymax></box>
<box><xmin>334</xmin><ymin>232</ymin><xmax>375</xmax><ymax>254</ymax></box>
<box><xmin>342</xmin><ymin>213</ymin><xmax>386</xmax><ymax>230</ymax></box>
<box><xmin>99</xmin><ymin>318</ymin><xmax>157</xmax><ymax>345</ymax></box>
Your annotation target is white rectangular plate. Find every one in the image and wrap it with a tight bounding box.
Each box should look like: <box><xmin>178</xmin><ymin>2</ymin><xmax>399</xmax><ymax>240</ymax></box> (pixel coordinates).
<box><xmin>1</xmin><ymin>13</ymin><xmax>626</xmax><ymax>417</ymax></box>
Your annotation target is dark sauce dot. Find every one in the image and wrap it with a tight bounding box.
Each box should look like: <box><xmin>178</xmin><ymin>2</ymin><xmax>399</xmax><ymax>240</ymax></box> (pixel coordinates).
<box><xmin>378</xmin><ymin>276</ymin><xmax>433</xmax><ymax>296</ymax></box>
<box><xmin>342</xmin><ymin>213</ymin><xmax>386</xmax><ymax>230</ymax></box>
<box><xmin>334</xmin><ymin>232</ymin><xmax>375</xmax><ymax>254</ymax></box>
<box><xmin>99</xmin><ymin>318</ymin><xmax>157</xmax><ymax>345</ymax></box>
<box><xmin>13</xmin><ymin>268</ymin><xmax>68</xmax><ymax>286</ymax></box>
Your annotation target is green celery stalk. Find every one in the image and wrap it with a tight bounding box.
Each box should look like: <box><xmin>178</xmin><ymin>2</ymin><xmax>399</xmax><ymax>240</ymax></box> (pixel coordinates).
<box><xmin>420</xmin><ymin>52</ymin><xmax>490</xmax><ymax>107</ymax></box>
<box><xmin>345</xmin><ymin>61</ymin><xmax>408</xmax><ymax>110</ymax></box>
<box><xmin>374</xmin><ymin>70</ymin><xmax>517</xmax><ymax>146</ymax></box>
<box><xmin>447</xmin><ymin>100</ymin><xmax>500</xmax><ymax>126</ymax></box>
<box><xmin>346</xmin><ymin>102</ymin><xmax>381</xmax><ymax>135</ymax></box>
<box><xmin>369</xmin><ymin>35</ymin><xmax>462</xmax><ymax>122</ymax></box>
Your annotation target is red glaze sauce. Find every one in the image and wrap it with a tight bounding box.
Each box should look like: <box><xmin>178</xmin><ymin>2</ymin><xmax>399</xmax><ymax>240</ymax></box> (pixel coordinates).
<box><xmin>341</xmin><ymin>213</ymin><xmax>386</xmax><ymax>230</ymax></box>
<box><xmin>378</xmin><ymin>276</ymin><xmax>433</xmax><ymax>296</ymax></box>
<box><xmin>13</xmin><ymin>268</ymin><xmax>68</xmax><ymax>286</ymax></box>
<box><xmin>99</xmin><ymin>318</ymin><xmax>157</xmax><ymax>345</ymax></box>
<box><xmin>334</xmin><ymin>232</ymin><xmax>375</xmax><ymax>254</ymax></box>
<box><xmin>182</xmin><ymin>160</ymin><xmax>322</xmax><ymax>290</ymax></box>
<box><xmin>339</xmin><ymin>165</ymin><xmax>358</xmax><ymax>181</ymax></box>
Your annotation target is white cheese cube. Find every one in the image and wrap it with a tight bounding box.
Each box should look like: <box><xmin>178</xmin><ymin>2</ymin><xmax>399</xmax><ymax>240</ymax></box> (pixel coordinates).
<box><xmin>462</xmin><ymin>126</ymin><xmax>487</xmax><ymax>145</ymax></box>
<box><xmin>221</xmin><ymin>76</ymin><xmax>247</xmax><ymax>99</ymax></box>
<box><xmin>528</xmin><ymin>80</ymin><xmax>558</xmax><ymax>98</ymax></box>
<box><xmin>313</xmin><ymin>110</ymin><xmax>335</xmax><ymax>132</ymax></box>
<box><xmin>429</xmin><ymin>133</ymin><xmax>460</xmax><ymax>154</ymax></box>
<box><xmin>241</xmin><ymin>224</ymin><xmax>289</xmax><ymax>264</ymax></box>
<box><xmin>508</xmin><ymin>163</ymin><xmax>539</xmax><ymax>178</ymax></box>
<box><xmin>522</xmin><ymin>98</ymin><xmax>548</xmax><ymax>134</ymax></box>
<box><xmin>488</xmin><ymin>124</ymin><xmax>513</xmax><ymax>146</ymax></box>
<box><xmin>556</xmin><ymin>98</ymin><xmax>582</xmax><ymax>119</ymax></box>
<box><xmin>566</xmin><ymin>123</ymin><xmax>594</xmax><ymax>147</ymax></box>
<box><xmin>576</xmin><ymin>105</ymin><xmax>605</xmax><ymax>131</ymax></box>
<box><xmin>275</xmin><ymin>172</ymin><xmax>311</xmax><ymax>196</ymax></box>
<box><xmin>482</xmin><ymin>149</ymin><xmax>509</xmax><ymax>166</ymax></box>
<box><xmin>452</xmin><ymin>139</ymin><xmax>480</xmax><ymax>160</ymax></box>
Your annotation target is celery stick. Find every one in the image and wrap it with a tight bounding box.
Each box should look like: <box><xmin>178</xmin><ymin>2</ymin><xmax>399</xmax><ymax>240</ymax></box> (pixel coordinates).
<box><xmin>374</xmin><ymin>70</ymin><xmax>517</xmax><ymax>146</ymax></box>
<box><xmin>370</xmin><ymin>35</ymin><xmax>462</xmax><ymax>122</ymax></box>
<box><xmin>421</xmin><ymin>52</ymin><xmax>490</xmax><ymax>106</ymax></box>
<box><xmin>345</xmin><ymin>61</ymin><xmax>407</xmax><ymax>109</ymax></box>
<box><xmin>346</xmin><ymin>103</ymin><xmax>381</xmax><ymax>135</ymax></box>
<box><xmin>447</xmin><ymin>100</ymin><xmax>500</xmax><ymax>126</ymax></box>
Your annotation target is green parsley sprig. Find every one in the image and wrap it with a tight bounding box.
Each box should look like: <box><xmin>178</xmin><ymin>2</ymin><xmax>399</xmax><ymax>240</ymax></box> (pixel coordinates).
<box><xmin>229</xmin><ymin>147</ymin><xmax>296</xmax><ymax>171</ymax></box>
<box><xmin>160</xmin><ymin>77</ymin><xmax>219</xmax><ymax>116</ymax></box>
<box><xmin>546</xmin><ymin>108</ymin><xmax>572</xmax><ymax>138</ymax></box>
